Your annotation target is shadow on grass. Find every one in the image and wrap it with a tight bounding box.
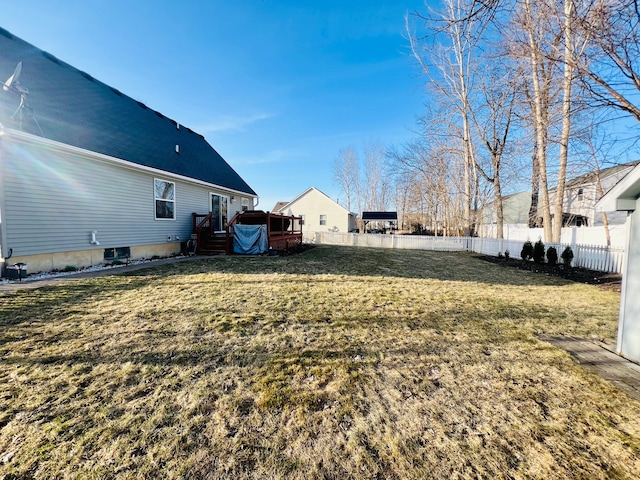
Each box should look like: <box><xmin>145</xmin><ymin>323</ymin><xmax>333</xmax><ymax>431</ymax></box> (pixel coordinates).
<box><xmin>0</xmin><ymin>303</ymin><xmax>545</xmax><ymax>370</ymax></box>
<box><xmin>118</xmin><ymin>245</ymin><xmax>574</xmax><ymax>286</ymax></box>
<box><xmin>0</xmin><ymin>274</ymin><xmax>161</xmax><ymax>328</ymax></box>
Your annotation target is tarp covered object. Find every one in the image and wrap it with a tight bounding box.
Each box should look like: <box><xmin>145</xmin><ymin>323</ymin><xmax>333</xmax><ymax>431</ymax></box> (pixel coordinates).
<box><xmin>233</xmin><ymin>224</ymin><xmax>268</xmax><ymax>254</ymax></box>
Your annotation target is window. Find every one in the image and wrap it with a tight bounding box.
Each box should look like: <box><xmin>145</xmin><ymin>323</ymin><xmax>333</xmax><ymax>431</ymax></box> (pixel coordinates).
<box><xmin>155</xmin><ymin>179</ymin><xmax>175</xmax><ymax>220</ymax></box>
<box><xmin>242</xmin><ymin>197</ymin><xmax>250</xmax><ymax>212</ymax></box>
<box><xmin>577</xmin><ymin>188</ymin><xmax>584</xmax><ymax>201</ymax></box>
<box><xmin>319</xmin><ymin>214</ymin><xmax>327</xmax><ymax>226</ymax></box>
<box><xmin>104</xmin><ymin>246</ymin><xmax>131</xmax><ymax>260</ymax></box>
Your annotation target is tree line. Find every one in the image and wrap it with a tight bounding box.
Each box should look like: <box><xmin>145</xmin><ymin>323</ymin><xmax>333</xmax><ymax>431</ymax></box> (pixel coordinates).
<box><xmin>333</xmin><ymin>0</ymin><xmax>640</xmax><ymax>241</ymax></box>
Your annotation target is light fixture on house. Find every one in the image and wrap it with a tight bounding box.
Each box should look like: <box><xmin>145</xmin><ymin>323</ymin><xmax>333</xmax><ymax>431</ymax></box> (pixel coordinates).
<box><xmin>90</xmin><ymin>230</ymin><xmax>100</xmax><ymax>245</ymax></box>
<box><xmin>175</xmin><ymin>144</ymin><xmax>180</xmax><ymax>154</ymax></box>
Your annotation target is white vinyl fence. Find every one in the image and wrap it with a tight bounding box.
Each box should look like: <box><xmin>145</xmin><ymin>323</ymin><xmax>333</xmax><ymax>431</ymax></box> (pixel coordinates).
<box><xmin>314</xmin><ymin>232</ymin><xmax>625</xmax><ymax>274</ymax></box>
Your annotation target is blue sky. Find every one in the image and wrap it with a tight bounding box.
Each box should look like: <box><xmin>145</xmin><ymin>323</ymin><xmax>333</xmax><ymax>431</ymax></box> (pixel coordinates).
<box><xmin>2</xmin><ymin>1</ymin><xmax>428</xmax><ymax>210</ymax></box>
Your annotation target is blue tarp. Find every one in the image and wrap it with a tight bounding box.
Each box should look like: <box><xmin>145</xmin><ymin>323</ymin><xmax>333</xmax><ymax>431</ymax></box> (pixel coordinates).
<box><xmin>233</xmin><ymin>224</ymin><xmax>268</xmax><ymax>254</ymax></box>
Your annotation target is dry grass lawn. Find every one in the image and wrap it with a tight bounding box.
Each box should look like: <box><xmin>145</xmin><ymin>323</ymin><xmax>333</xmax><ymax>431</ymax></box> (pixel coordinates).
<box><xmin>0</xmin><ymin>246</ymin><xmax>638</xmax><ymax>479</ymax></box>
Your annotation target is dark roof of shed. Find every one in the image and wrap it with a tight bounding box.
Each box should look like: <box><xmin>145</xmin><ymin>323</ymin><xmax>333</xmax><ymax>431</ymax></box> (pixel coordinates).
<box><xmin>362</xmin><ymin>211</ymin><xmax>398</xmax><ymax>221</ymax></box>
<box><xmin>0</xmin><ymin>27</ymin><xmax>256</xmax><ymax>196</ymax></box>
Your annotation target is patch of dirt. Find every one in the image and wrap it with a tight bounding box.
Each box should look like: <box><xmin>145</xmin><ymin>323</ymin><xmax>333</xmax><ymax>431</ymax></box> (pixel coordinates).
<box><xmin>477</xmin><ymin>255</ymin><xmax>622</xmax><ymax>292</ymax></box>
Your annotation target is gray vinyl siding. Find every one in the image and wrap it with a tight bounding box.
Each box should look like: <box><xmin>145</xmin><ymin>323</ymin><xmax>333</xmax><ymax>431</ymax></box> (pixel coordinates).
<box><xmin>3</xmin><ymin>139</ymin><xmax>221</xmax><ymax>256</ymax></box>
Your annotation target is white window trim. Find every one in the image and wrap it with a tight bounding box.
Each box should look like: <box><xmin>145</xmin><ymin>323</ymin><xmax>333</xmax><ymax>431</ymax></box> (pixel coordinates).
<box><xmin>154</xmin><ymin>178</ymin><xmax>176</xmax><ymax>221</ymax></box>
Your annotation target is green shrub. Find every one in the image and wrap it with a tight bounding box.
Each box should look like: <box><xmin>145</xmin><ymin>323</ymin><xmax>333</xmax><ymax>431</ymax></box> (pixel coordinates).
<box><xmin>546</xmin><ymin>246</ymin><xmax>558</xmax><ymax>265</ymax></box>
<box><xmin>504</xmin><ymin>249</ymin><xmax>510</xmax><ymax>260</ymax></box>
<box><xmin>533</xmin><ymin>240</ymin><xmax>545</xmax><ymax>264</ymax></box>
<box><xmin>520</xmin><ymin>241</ymin><xmax>533</xmax><ymax>261</ymax></box>
<box><xmin>62</xmin><ymin>265</ymin><xmax>78</xmax><ymax>272</ymax></box>
<box><xmin>561</xmin><ymin>246</ymin><xmax>574</xmax><ymax>267</ymax></box>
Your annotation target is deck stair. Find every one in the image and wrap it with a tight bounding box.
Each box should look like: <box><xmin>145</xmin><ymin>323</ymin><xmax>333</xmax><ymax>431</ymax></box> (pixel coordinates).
<box><xmin>198</xmin><ymin>233</ymin><xmax>227</xmax><ymax>255</ymax></box>
<box><xmin>192</xmin><ymin>213</ymin><xmax>230</xmax><ymax>255</ymax></box>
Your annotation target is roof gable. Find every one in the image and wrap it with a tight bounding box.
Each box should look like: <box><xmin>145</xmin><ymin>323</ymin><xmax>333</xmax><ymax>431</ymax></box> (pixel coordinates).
<box><xmin>597</xmin><ymin>162</ymin><xmax>640</xmax><ymax>212</ymax></box>
<box><xmin>0</xmin><ymin>27</ymin><xmax>256</xmax><ymax>196</ymax></box>
<box><xmin>281</xmin><ymin>187</ymin><xmax>352</xmax><ymax>215</ymax></box>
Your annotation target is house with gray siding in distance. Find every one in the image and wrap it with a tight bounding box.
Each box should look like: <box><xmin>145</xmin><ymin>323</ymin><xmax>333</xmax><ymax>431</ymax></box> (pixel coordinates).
<box><xmin>479</xmin><ymin>162</ymin><xmax>639</xmax><ymax>238</ymax></box>
<box><xmin>0</xmin><ymin>27</ymin><xmax>257</xmax><ymax>275</ymax></box>
<box><xmin>548</xmin><ymin>160</ymin><xmax>639</xmax><ymax>227</ymax></box>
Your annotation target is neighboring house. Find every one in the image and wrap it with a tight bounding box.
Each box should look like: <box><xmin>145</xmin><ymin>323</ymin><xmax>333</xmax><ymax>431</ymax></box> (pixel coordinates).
<box><xmin>0</xmin><ymin>28</ymin><xmax>257</xmax><ymax>275</ymax></box>
<box><xmin>479</xmin><ymin>161</ymin><xmax>639</xmax><ymax>234</ymax></box>
<box><xmin>480</xmin><ymin>191</ymin><xmax>532</xmax><ymax>227</ymax></box>
<box><xmin>596</xmin><ymin>162</ymin><xmax>640</xmax><ymax>364</ymax></box>
<box><xmin>274</xmin><ymin>187</ymin><xmax>357</xmax><ymax>234</ymax></box>
<box><xmin>548</xmin><ymin>161</ymin><xmax>639</xmax><ymax>227</ymax></box>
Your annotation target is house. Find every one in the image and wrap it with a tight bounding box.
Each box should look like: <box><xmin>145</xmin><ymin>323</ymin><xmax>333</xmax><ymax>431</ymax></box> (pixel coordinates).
<box><xmin>596</xmin><ymin>162</ymin><xmax>640</xmax><ymax>364</ymax></box>
<box><xmin>480</xmin><ymin>191</ymin><xmax>532</xmax><ymax>227</ymax></box>
<box><xmin>548</xmin><ymin>161</ymin><xmax>639</xmax><ymax>227</ymax></box>
<box><xmin>273</xmin><ymin>187</ymin><xmax>356</xmax><ymax>234</ymax></box>
<box><xmin>478</xmin><ymin>162</ymin><xmax>639</xmax><ymax>237</ymax></box>
<box><xmin>0</xmin><ymin>27</ymin><xmax>257</xmax><ymax>275</ymax></box>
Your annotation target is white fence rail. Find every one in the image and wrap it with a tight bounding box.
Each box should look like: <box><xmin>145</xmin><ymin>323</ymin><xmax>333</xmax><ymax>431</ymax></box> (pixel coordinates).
<box><xmin>314</xmin><ymin>232</ymin><xmax>625</xmax><ymax>274</ymax></box>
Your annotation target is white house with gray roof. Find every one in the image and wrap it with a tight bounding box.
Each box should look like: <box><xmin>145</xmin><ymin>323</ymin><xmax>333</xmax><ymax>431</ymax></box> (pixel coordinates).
<box><xmin>0</xmin><ymin>27</ymin><xmax>257</xmax><ymax>274</ymax></box>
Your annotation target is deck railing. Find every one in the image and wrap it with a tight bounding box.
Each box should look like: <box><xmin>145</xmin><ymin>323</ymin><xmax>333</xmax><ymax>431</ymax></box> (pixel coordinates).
<box><xmin>192</xmin><ymin>212</ymin><xmax>214</xmax><ymax>254</ymax></box>
<box><xmin>225</xmin><ymin>211</ymin><xmax>303</xmax><ymax>252</ymax></box>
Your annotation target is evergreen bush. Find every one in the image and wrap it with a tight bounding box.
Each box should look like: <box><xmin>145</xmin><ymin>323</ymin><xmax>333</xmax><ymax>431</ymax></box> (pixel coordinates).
<box><xmin>533</xmin><ymin>240</ymin><xmax>546</xmax><ymax>264</ymax></box>
<box><xmin>561</xmin><ymin>246</ymin><xmax>574</xmax><ymax>267</ymax></box>
<box><xmin>546</xmin><ymin>246</ymin><xmax>558</xmax><ymax>265</ymax></box>
<box><xmin>520</xmin><ymin>241</ymin><xmax>533</xmax><ymax>261</ymax></box>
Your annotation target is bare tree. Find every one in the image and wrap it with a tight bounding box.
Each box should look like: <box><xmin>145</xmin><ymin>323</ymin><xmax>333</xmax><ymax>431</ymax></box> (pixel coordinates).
<box><xmin>362</xmin><ymin>143</ymin><xmax>389</xmax><ymax>212</ymax></box>
<box><xmin>572</xmin><ymin>0</ymin><xmax>640</xmax><ymax>122</ymax></box>
<box><xmin>333</xmin><ymin>143</ymin><xmax>392</xmax><ymax>232</ymax></box>
<box><xmin>551</xmin><ymin>0</ymin><xmax>594</xmax><ymax>242</ymax></box>
<box><xmin>519</xmin><ymin>0</ymin><xmax>561</xmax><ymax>242</ymax></box>
<box><xmin>408</xmin><ymin>0</ymin><xmax>490</xmax><ymax>236</ymax></box>
<box><xmin>469</xmin><ymin>59</ymin><xmax>519</xmax><ymax>239</ymax></box>
<box><xmin>332</xmin><ymin>146</ymin><xmax>360</xmax><ymax>213</ymax></box>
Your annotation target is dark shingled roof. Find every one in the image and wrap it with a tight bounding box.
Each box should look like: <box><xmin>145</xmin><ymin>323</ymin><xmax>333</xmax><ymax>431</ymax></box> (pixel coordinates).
<box><xmin>0</xmin><ymin>27</ymin><xmax>256</xmax><ymax>196</ymax></box>
<box><xmin>362</xmin><ymin>211</ymin><xmax>398</xmax><ymax>221</ymax></box>
<box><xmin>563</xmin><ymin>161</ymin><xmax>640</xmax><ymax>189</ymax></box>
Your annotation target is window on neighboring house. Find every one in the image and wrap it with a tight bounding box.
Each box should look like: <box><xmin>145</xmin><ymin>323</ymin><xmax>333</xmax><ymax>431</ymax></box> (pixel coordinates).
<box><xmin>319</xmin><ymin>214</ymin><xmax>327</xmax><ymax>226</ymax></box>
<box><xmin>577</xmin><ymin>188</ymin><xmax>584</xmax><ymax>201</ymax></box>
<box><xmin>155</xmin><ymin>179</ymin><xmax>175</xmax><ymax>220</ymax></box>
<box><xmin>300</xmin><ymin>214</ymin><xmax>305</xmax><ymax>225</ymax></box>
